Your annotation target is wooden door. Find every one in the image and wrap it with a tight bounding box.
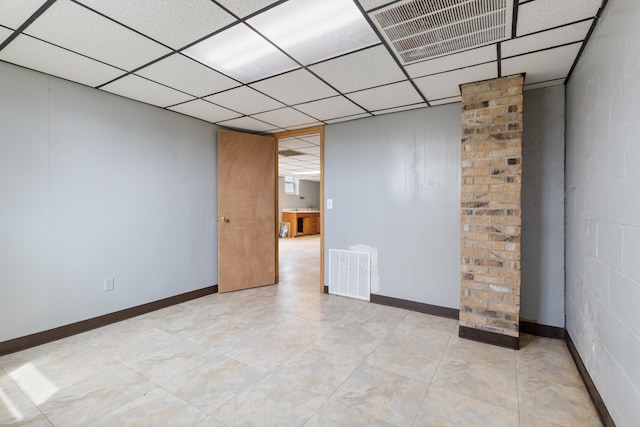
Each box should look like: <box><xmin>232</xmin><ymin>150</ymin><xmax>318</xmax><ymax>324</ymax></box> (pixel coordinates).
<box><xmin>218</xmin><ymin>129</ymin><xmax>277</xmax><ymax>293</ymax></box>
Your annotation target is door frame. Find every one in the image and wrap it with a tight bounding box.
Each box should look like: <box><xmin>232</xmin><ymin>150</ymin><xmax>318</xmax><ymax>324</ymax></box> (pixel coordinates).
<box><xmin>274</xmin><ymin>125</ymin><xmax>325</xmax><ymax>293</ymax></box>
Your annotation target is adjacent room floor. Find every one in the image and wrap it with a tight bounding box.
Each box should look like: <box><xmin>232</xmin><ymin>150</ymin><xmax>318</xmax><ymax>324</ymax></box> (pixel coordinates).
<box><xmin>0</xmin><ymin>235</ymin><xmax>600</xmax><ymax>426</ymax></box>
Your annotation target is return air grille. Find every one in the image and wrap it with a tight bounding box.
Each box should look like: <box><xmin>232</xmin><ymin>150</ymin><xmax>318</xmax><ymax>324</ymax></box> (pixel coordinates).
<box><xmin>329</xmin><ymin>249</ymin><xmax>370</xmax><ymax>301</ymax></box>
<box><xmin>371</xmin><ymin>0</ymin><xmax>513</xmax><ymax>64</ymax></box>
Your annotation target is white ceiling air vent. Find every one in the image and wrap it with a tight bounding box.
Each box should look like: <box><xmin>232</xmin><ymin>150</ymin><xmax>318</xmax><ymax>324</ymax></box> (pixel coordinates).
<box><xmin>278</xmin><ymin>149</ymin><xmax>304</xmax><ymax>156</ymax></box>
<box><xmin>370</xmin><ymin>0</ymin><xmax>514</xmax><ymax>64</ymax></box>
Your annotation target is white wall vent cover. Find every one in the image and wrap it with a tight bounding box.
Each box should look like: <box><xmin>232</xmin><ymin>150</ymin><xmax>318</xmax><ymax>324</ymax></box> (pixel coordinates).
<box><xmin>370</xmin><ymin>0</ymin><xmax>514</xmax><ymax>64</ymax></box>
<box><xmin>329</xmin><ymin>249</ymin><xmax>370</xmax><ymax>301</ymax></box>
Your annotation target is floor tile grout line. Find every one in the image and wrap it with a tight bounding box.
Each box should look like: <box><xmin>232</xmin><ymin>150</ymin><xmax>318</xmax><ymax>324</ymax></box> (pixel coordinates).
<box><xmin>409</xmin><ymin>325</ymin><xmax>457</xmax><ymax>426</ymax></box>
<box><xmin>302</xmin><ymin>309</ymin><xmax>416</xmax><ymax>426</ymax></box>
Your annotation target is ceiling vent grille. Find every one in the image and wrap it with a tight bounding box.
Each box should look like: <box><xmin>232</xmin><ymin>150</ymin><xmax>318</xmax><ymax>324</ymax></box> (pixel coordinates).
<box><xmin>278</xmin><ymin>149</ymin><xmax>304</xmax><ymax>157</ymax></box>
<box><xmin>370</xmin><ymin>0</ymin><xmax>513</xmax><ymax>64</ymax></box>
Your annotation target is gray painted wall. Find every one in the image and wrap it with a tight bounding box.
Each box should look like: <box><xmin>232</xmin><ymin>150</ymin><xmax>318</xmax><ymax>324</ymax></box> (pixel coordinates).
<box><xmin>0</xmin><ymin>62</ymin><xmax>218</xmax><ymax>342</ymax></box>
<box><xmin>565</xmin><ymin>0</ymin><xmax>640</xmax><ymax>425</ymax></box>
<box><xmin>278</xmin><ymin>177</ymin><xmax>320</xmax><ymax>222</ymax></box>
<box><xmin>324</xmin><ymin>91</ymin><xmax>566</xmax><ymax>320</ymax></box>
<box><xmin>521</xmin><ymin>86</ymin><xmax>565</xmax><ymax>327</ymax></box>
<box><xmin>325</xmin><ymin>105</ymin><xmax>462</xmax><ymax>309</ymax></box>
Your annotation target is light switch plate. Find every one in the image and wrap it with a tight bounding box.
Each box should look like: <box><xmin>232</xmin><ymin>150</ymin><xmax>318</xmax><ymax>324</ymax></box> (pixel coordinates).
<box><xmin>327</xmin><ymin>199</ymin><xmax>333</xmax><ymax>209</ymax></box>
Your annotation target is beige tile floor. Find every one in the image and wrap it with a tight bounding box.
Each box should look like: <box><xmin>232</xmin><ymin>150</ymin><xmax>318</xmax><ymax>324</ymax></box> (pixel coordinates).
<box><xmin>0</xmin><ymin>236</ymin><xmax>601</xmax><ymax>426</ymax></box>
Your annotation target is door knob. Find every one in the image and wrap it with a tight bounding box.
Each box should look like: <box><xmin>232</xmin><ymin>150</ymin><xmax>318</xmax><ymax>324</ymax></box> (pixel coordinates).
<box><xmin>218</xmin><ymin>216</ymin><xmax>230</xmax><ymax>223</ymax></box>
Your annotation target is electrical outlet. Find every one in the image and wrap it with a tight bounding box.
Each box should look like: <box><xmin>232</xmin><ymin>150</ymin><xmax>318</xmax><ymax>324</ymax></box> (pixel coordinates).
<box><xmin>104</xmin><ymin>277</ymin><xmax>115</xmax><ymax>291</ymax></box>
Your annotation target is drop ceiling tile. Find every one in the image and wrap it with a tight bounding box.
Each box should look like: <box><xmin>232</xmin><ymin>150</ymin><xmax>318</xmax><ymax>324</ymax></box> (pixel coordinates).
<box><xmin>76</xmin><ymin>0</ymin><xmax>235</xmax><ymax>49</ymax></box>
<box><xmin>136</xmin><ymin>54</ymin><xmax>239</xmax><ymax>97</ymax></box>
<box><xmin>0</xmin><ymin>34</ymin><xmax>124</xmax><ymax>87</ymax></box>
<box><xmin>278</xmin><ymin>139</ymin><xmax>315</xmax><ymax>150</ymax></box>
<box><xmin>325</xmin><ymin>113</ymin><xmax>372</xmax><ymax>124</ymax></box>
<box><xmin>24</xmin><ymin>0</ymin><xmax>171</xmax><ymax>71</ymax></box>
<box><xmin>414</xmin><ymin>62</ymin><xmax>497</xmax><ymax>100</ymax></box>
<box><xmin>101</xmin><ymin>75</ymin><xmax>194</xmax><ymax>107</ymax></box>
<box><xmin>285</xmin><ymin>162</ymin><xmax>317</xmax><ymax>172</ymax></box>
<box><xmin>248</xmin><ymin>0</ymin><xmax>379</xmax><ymax>65</ymax></box>
<box><xmin>524</xmin><ymin>79</ymin><xmax>565</xmax><ymax>91</ymax></box>
<box><xmin>252</xmin><ymin>107</ymin><xmax>318</xmax><ymax>128</ymax></box>
<box><xmin>346</xmin><ymin>81</ymin><xmax>423</xmax><ymax>111</ymax></box>
<box><xmin>218</xmin><ymin>116</ymin><xmax>277</xmax><ymax>132</ymax></box>
<box><xmin>429</xmin><ymin>96</ymin><xmax>462</xmax><ymax>106</ymax></box>
<box><xmin>183</xmin><ymin>23</ymin><xmax>299</xmax><ymax>84</ymax></box>
<box><xmin>294</xmin><ymin>96</ymin><xmax>365</xmax><ymax>121</ymax></box>
<box><xmin>281</xmin><ymin>158</ymin><xmax>308</xmax><ymax>165</ymax></box>
<box><xmin>502</xmin><ymin>43</ymin><xmax>582</xmax><ymax>85</ymax></box>
<box><xmin>299</xmin><ymin>135</ymin><xmax>321</xmax><ymax>145</ymax></box>
<box><xmin>297</xmin><ymin>146</ymin><xmax>321</xmax><ymax>155</ymax></box>
<box><xmin>288</xmin><ymin>122</ymin><xmax>324</xmax><ymax>131</ymax></box>
<box><xmin>406</xmin><ymin>45</ymin><xmax>497</xmax><ymax>78</ymax></box>
<box><xmin>517</xmin><ymin>0</ymin><xmax>602</xmax><ymax>37</ymax></box>
<box><xmin>358</xmin><ymin>0</ymin><xmax>396</xmax><ymax>11</ymax></box>
<box><xmin>0</xmin><ymin>26</ymin><xmax>13</xmax><ymax>44</ymax></box>
<box><xmin>215</xmin><ymin>0</ymin><xmax>281</xmax><ymax>18</ymax></box>
<box><xmin>372</xmin><ymin>103</ymin><xmax>427</xmax><ymax>115</ymax></box>
<box><xmin>503</xmin><ymin>20</ymin><xmax>592</xmax><ymax>58</ymax></box>
<box><xmin>277</xmin><ymin>163</ymin><xmax>297</xmax><ymax>171</ymax></box>
<box><xmin>0</xmin><ymin>0</ymin><xmax>46</xmax><ymax>29</ymax></box>
<box><xmin>250</xmin><ymin>69</ymin><xmax>338</xmax><ymax>105</ymax></box>
<box><xmin>266</xmin><ymin>128</ymin><xmax>288</xmax><ymax>134</ymax></box>
<box><xmin>168</xmin><ymin>99</ymin><xmax>241</xmax><ymax>123</ymax></box>
<box><xmin>279</xmin><ymin>159</ymin><xmax>300</xmax><ymax>167</ymax></box>
<box><xmin>309</xmin><ymin>45</ymin><xmax>405</xmax><ymax>93</ymax></box>
<box><xmin>278</xmin><ymin>157</ymin><xmax>305</xmax><ymax>166</ymax></box>
<box><xmin>204</xmin><ymin>86</ymin><xmax>284</xmax><ymax>115</ymax></box>
<box><xmin>294</xmin><ymin>154</ymin><xmax>320</xmax><ymax>162</ymax></box>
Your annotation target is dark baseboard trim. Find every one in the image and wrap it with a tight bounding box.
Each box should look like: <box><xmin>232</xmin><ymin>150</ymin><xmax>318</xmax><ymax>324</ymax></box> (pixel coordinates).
<box><xmin>566</xmin><ymin>333</ymin><xmax>615</xmax><ymax>427</ymax></box>
<box><xmin>459</xmin><ymin>325</ymin><xmax>520</xmax><ymax>350</ymax></box>
<box><xmin>368</xmin><ymin>294</ymin><xmax>565</xmax><ymax>345</ymax></box>
<box><xmin>323</xmin><ymin>285</ymin><xmax>329</xmax><ymax>294</ymax></box>
<box><xmin>0</xmin><ymin>285</ymin><xmax>218</xmax><ymax>357</ymax></box>
<box><xmin>519</xmin><ymin>320</ymin><xmax>566</xmax><ymax>340</ymax></box>
<box><xmin>369</xmin><ymin>294</ymin><xmax>460</xmax><ymax>319</ymax></box>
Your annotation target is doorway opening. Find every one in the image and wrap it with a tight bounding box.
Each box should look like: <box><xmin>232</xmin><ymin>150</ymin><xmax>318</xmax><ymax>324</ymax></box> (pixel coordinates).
<box><xmin>274</xmin><ymin>126</ymin><xmax>325</xmax><ymax>293</ymax></box>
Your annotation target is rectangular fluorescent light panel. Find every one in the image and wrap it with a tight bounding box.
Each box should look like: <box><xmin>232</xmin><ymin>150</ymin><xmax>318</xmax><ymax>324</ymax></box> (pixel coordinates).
<box><xmin>183</xmin><ymin>23</ymin><xmax>299</xmax><ymax>83</ymax></box>
<box><xmin>249</xmin><ymin>0</ymin><xmax>380</xmax><ymax>65</ymax></box>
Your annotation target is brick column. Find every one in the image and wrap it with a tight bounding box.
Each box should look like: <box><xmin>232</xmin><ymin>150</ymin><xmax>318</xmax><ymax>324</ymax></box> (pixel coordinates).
<box><xmin>459</xmin><ymin>74</ymin><xmax>524</xmax><ymax>350</ymax></box>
